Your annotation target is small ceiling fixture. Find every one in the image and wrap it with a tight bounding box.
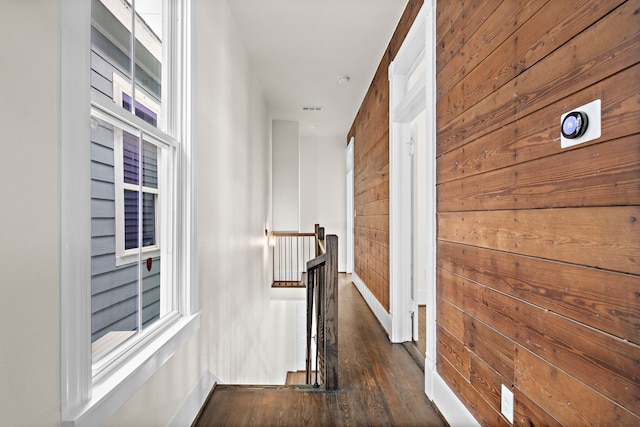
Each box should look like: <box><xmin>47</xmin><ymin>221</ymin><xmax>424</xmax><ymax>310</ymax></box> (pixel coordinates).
<box><xmin>337</xmin><ymin>75</ymin><xmax>350</xmax><ymax>85</ymax></box>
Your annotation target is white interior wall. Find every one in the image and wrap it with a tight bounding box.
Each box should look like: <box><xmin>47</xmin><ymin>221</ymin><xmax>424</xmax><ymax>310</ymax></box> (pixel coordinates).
<box><xmin>112</xmin><ymin>2</ymin><xmax>296</xmax><ymax>423</ymax></box>
<box><xmin>272</xmin><ymin>120</ymin><xmax>300</xmax><ymax>231</ymax></box>
<box><xmin>0</xmin><ymin>1</ymin><xmax>61</xmax><ymax>425</ymax></box>
<box><xmin>300</xmin><ymin>135</ymin><xmax>347</xmax><ymax>271</ymax></box>
<box><xmin>194</xmin><ymin>0</ymin><xmax>295</xmax><ymax>384</ymax></box>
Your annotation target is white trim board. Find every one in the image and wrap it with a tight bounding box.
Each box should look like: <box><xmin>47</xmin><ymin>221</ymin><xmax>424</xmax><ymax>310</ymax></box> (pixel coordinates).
<box><xmin>426</xmin><ymin>367</ymin><xmax>480</xmax><ymax>427</ymax></box>
<box><xmin>351</xmin><ymin>272</ymin><xmax>391</xmax><ymax>337</ymax></box>
<box><xmin>169</xmin><ymin>370</ymin><xmax>218</xmax><ymax>427</ymax></box>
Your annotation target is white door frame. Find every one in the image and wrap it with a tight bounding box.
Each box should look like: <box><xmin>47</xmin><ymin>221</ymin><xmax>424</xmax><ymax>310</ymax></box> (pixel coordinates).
<box><xmin>389</xmin><ymin>3</ymin><xmax>477</xmax><ymax>425</ymax></box>
<box><xmin>346</xmin><ymin>138</ymin><xmax>354</xmax><ymax>274</ymax></box>
<box><xmin>389</xmin><ymin>5</ymin><xmax>428</xmax><ymax>345</ymax></box>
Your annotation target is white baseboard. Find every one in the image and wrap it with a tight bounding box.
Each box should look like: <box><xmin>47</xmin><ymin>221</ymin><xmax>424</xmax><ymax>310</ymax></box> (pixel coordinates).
<box><xmin>424</xmin><ymin>361</ymin><xmax>479</xmax><ymax>427</ymax></box>
<box><xmin>169</xmin><ymin>370</ymin><xmax>218</xmax><ymax>427</ymax></box>
<box><xmin>351</xmin><ymin>272</ymin><xmax>391</xmax><ymax>336</ymax></box>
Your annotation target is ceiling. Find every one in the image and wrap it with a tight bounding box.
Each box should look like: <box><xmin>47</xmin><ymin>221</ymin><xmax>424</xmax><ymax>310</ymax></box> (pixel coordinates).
<box><xmin>227</xmin><ymin>0</ymin><xmax>409</xmax><ymax>138</ymax></box>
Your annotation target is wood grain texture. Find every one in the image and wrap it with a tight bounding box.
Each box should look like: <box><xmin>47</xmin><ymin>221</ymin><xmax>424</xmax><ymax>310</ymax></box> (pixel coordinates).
<box><xmin>437</xmin><ymin>352</ymin><xmax>511</xmax><ymax>427</ymax></box>
<box><xmin>438</xmin><ymin>64</ymin><xmax>640</xmax><ymax>184</ymax></box>
<box><xmin>515</xmin><ymin>345</ymin><xmax>640</xmax><ymax>425</ymax></box>
<box><xmin>194</xmin><ymin>275</ymin><xmax>445</xmax><ymax>427</ymax></box>
<box><xmin>438</xmin><ymin>135</ymin><xmax>640</xmax><ymax>211</ymax></box>
<box><xmin>323</xmin><ymin>235</ymin><xmax>338</xmax><ymax>390</ymax></box>
<box><xmin>438</xmin><ymin>241</ymin><xmax>640</xmax><ymax>345</ymax></box>
<box><xmin>436</xmin><ymin>0</ymin><xmax>549</xmax><ymax>100</ymax></box>
<box><xmin>438</xmin><ymin>206</ymin><xmax>640</xmax><ymax>275</ymax></box>
<box><xmin>435</xmin><ymin>0</ymin><xmax>502</xmax><ymax>76</ymax></box>
<box><xmin>437</xmin><ymin>0</ymin><xmax>622</xmax><ymax>106</ymax></box>
<box><xmin>439</xmin><ymin>267</ymin><xmax>640</xmax><ymax>415</ymax></box>
<box><xmin>437</xmin><ymin>0</ymin><xmax>640</xmax><ymax>155</ymax></box>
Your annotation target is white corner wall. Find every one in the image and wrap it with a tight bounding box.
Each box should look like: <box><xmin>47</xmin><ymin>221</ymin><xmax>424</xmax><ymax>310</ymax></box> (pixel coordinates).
<box><xmin>300</xmin><ymin>135</ymin><xmax>347</xmax><ymax>271</ymax></box>
<box><xmin>0</xmin><ymin>1</ymin><xmax>61</xmax><ymax>425</ymax></box>
<box><xmin>272</xmin><ymin>120</ymin><xmax>300</xmax><ymax>231</ymax></box>
<box><xmin>192</xmin><ymin>0</ymin><xmax>296</xmax><ymax>387</ymax></box>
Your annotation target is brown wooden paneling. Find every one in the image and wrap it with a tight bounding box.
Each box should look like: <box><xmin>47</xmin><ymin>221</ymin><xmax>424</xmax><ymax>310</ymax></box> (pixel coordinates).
<box><xmin>438</xmin><ymin>136</ymin><xmax>640</xmax><ymax>211</ymax></box>
<box><xmin>437</xmin><ymin>353</ymin><xmax>511</xmax><ymax>427</ymax></box>
<box><xmin>437</xmin><ymin>0</ymin><xmax>623</xmax><ymax>108</ymax></box>
<box><xmin>464</xmin><ymin>316</ymin><xmax>514</xmax><ymax>382</ymax></box>
<box><xmin>435</xmin><ymin>1</ymin><xmax>502</xmax><ymax>76</ymax></box>
<box><xmin>469</xmin><ymin>352</ymin><xmax>510</xmax><ymax>416</ymax></box>
<box><xmin>438</xmin><ymin>206</ymin><xmax>640</xmax><ymax>275</ymax></box>
<box><xmin>513</xmin><ymin>388</ymin><xmax>563</xmax><ymax>427</ymax></box>
<box><xmin>435</xmin><ymin>295</ymin><xmax>465</xmax><ymax>340</ymax></box>
<box><xmin>436</xmin><ymin>0</ymin><xmax>640</xmax><ymax>423</ymax></box>
<box><xmin>438</xmin><ymin>241</ymin><xmax>640</xmax><ymax>345</ymax></box>
<box><xmin>346</xmin><ymin>0</ymin><xmax>640</xmax><ymax>423</ymax></box>
<box><xmin>438</xmin><ymin>64</ymin><xmax>640</xmax><ymax>184</ymax></box>
<box><xmin>436</xmin><ymin>323</ymin><xmax>470</xmax><ymax>380</ymax></box>
<box><xmin>515</xmin><ymin>345</ymin><xmax>639</xmax><ymax>425</ymax></box>
<box><xmin>439</xmin><ymin>268</ymin><xmax>640</xmax><ymax>415</ymax></box>
<box><xmin>438</xmin><ymin>0</ymin><xmax>640</xmax><ymax>156</ymax></box>
<box><xmin>436</xmin><ymin>0</ymin><xmax>549</xmax><ymax>99</ymax></box>
<box><xmin>355</xmin><ymin>180</ymin><xmax>389</xmax><ymax>206</ymax></box>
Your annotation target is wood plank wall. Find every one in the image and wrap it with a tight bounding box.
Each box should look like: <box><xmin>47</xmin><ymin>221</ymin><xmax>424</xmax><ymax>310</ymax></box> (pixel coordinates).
<box><xmin>435</xmin><ymin>0</ymin><xmax>640</xmax><ymax>425</ymax></box>
<box><xmin>347</xmin><ymin>0</ymin><xmax>424</xmax><ymax>312</ymax></box>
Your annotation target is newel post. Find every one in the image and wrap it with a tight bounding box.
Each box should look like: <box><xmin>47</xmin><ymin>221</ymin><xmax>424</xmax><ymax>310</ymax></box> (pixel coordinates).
<box><xmin>324</xmin><ymin>234</ymin><xmax>339</xmax><ymax>390</ymax></box>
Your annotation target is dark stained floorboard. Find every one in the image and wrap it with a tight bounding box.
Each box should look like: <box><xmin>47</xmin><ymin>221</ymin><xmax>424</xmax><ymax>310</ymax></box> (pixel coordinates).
<box><xmin>194</xmin><ymin>274</ymin><xmax>446</xmax><ymax>426</ymax></box>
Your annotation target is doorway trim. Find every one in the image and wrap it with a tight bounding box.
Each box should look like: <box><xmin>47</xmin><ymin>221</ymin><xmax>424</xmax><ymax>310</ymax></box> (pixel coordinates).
<box><xmin>346</xmin><ymin>137</ymin><xmax>354</xmax><ymax>274</ymax></box>
<box><xmin>389</xmin><ymin>5</ymin><xmax>428</xmax><ymax>344</ymax></box>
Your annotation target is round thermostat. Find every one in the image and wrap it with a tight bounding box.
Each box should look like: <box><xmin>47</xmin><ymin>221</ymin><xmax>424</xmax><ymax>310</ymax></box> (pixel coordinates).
<box><xmin>561</xmin><ymin>111</ymin><xmax>588</xmax><ymax>139</ymax></box>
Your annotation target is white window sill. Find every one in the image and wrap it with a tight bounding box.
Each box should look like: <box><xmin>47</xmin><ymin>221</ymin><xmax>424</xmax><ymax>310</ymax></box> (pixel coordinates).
<box><xmin>63</xmin><ymin>312</ymin><xmax>200</xmax><ymax>427</ymax></box>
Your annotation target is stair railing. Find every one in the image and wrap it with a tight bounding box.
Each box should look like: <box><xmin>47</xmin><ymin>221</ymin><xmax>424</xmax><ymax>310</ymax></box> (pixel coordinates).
<box><xmin>305</xmin><ymin>226</ymin><xmax>338</xmax><ymax>390</ymax></box>
<box><xmin>270</xmin><ymin>228</ymin><xmax>317</xmax><ymax>285</ymax></box>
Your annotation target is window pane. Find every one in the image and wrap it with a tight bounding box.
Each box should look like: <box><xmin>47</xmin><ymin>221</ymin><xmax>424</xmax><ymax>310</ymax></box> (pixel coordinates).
<box><xmin>123</xmin><ymin>93</ymin><xmax>158</xmax><ymax>127</ymax></box>
<box><xmin>89</xmin><ymin>0</ymin><xmax>173</xmax><ymax>366</ymax></box>
<box><xmin>134</xmin><ymin>0</ymin><xmax>163</xmax><ymax>128</ymax></box>
<box><xmin>142</xmin><ymin>257</ymin><xmax>161</xmax><ymax>329</ymax></box>
<box><xmin>123</xmin><ymin>131</ymin><xmax>139</xmax><ymax>185</ymax></box>
<box><xmin>91</xmin><ymin>115</ymin><xmax>138</xmax><ymax>360</ymax></box>
<box><xmin>91</xmin><ymin>0</ymin><xmax>133</xmax><ymax>112</ymax></box>
<box><xmin>90</xmin><ymin>115</ymin><xmax>164</xmax><ymax>361</ymax></box>
<box><xmin>124</xmin><ymin>189</ymin><xmax>139</xmax><ymax>250</ymax></box>
<box><xmin>142</xmin><ymin>141</ymin><xmax>158</xmax><ymax>188</ymax></box>
<box><xmin>142</xmin><ymin>192</ymin><xmax>156</xmax><ymax>246</ymax></box>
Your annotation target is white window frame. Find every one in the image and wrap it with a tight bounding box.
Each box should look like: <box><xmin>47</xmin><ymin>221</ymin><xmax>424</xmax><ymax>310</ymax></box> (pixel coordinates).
<box><xmin>112</xmin><ymin>72</ymin><xmax>162</xmax><ymax>266</ymax></box>
<box><xmin>60</xmin><ymin>1</ymin><xmax>198</xmax><ymax>425</ymax></box>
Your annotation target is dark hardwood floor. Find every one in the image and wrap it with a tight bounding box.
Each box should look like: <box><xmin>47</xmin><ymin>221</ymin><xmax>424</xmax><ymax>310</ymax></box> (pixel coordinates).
<box><xmin>193</xmin><ymin>274</ymin><xmax>446</xmax><ymax>426</ymax></box>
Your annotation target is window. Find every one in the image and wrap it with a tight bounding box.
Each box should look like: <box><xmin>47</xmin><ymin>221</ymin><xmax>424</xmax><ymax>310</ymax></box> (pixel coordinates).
<box><xmin>89</xmin><ymin>0</ymin><xmax>179</xmax><ymax>366</ymax></box>
<box><xmin>112</xmin><ymin>72</ymin><xmax>161</xmax><ymax>267</ymax></box>
<box><xmin>61</xmin><ymin>0</ymin><xmax>196</xmax><ymax>424</ymax></box>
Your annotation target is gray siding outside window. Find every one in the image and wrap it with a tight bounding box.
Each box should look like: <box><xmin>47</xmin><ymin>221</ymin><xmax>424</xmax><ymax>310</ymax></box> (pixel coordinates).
<box><xmin>90</xmin><ymin>26</ymin><xmax>161</xmax><ymax>343</ymax></box>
